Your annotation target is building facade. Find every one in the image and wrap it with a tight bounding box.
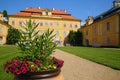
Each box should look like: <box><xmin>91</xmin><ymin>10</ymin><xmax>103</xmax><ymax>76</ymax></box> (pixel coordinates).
<box><xmin>80</xmin><ymin>0</ymin><xmax>120</xmax><ymax>47</ymax></box>
<box><xmin>0</xmin><ymin>20</ymin><xmax>10</xmax><ymax>45</ymax></box>
<box><xmin>9</xmin><ymin>8</ymin><xmax>81</xmax><ymax>45</ymax></box>
<box><xmin>0</xmin><ymin>12</ymin><xmax>4</xmax><ymax>21</ymax></box>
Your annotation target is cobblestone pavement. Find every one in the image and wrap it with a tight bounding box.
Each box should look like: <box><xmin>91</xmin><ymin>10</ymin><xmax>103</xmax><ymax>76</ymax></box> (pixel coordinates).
<box><xmin>53</xmin><ymin>49</ymin><xmax>120</xmax><ymax>80</ymax></box>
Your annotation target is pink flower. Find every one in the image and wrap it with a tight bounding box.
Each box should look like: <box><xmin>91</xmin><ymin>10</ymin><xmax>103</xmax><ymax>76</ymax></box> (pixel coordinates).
<box><xmin>15</xmin><ymin>70</ymin><xmax>21</xmax><ymax>75</ymax></box>
<box><xmin>20</xmin><ymin>63</ymin><xmax>29</xmax><ymax>74</ymax></box>
<box><xmin>53</xmin><ymin>58</ymin><xmax>64</xmax><ymax>67</ymax></box>
<box><xmin>30</xmin><ymin>68</ymin><xmax>36</xmax><ymax>72</ymax></box>
<box><xmin>22</xmin><ymin>68</ymin><xmax>27</xmax><ymax>74</ymax></box>
<box><xmin>35</xmin><ymin>60</ymin><xmax>41</xmax><ymax>66</ymax></box>
<box><xmin>12</xmin><ymin>64</ymin><xmax>16</xmax><ymax>69</ymax></box>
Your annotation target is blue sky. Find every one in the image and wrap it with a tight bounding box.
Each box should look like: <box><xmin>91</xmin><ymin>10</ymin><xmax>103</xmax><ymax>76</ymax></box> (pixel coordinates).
<box><xmin>0</xmin><ymin>0</ymin><xmax>114</xmax><ymax>21</ymax></box>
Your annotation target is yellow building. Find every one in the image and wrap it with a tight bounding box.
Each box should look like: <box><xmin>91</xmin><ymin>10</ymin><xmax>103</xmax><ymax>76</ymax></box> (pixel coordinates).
<box><xmin>0</xmin><ymin>12</ymin><xmax>11</xmax><ymax>45</ymax></box>
<box><xmin>9</xmin><ymin>8</ymin><xmax>81</xmax><ymax>45</ymax></box>
<box><xmin>0</xmin><ymin>12</ymin><xmax>4</xmax><ymax>21</ymax></box>
<box><xmin>80</xmin><ymin>0</ymin><xmax>120</xmax><ymax>47</ymax></box>
<box><xmin>0</xmin><ymin>20</ymin><xmax>11</xmax><ymax>45</ymax></box>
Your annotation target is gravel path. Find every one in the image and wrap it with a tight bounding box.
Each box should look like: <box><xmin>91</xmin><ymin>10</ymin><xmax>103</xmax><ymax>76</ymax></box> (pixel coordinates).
<box><xmin>53</xmin><ymin>49</ymin><xmax>120</xmax><ymax>80</ymax></box>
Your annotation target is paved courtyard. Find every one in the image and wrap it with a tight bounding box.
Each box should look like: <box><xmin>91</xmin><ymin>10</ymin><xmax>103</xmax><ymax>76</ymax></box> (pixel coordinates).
<box><xmin>53</xmin><ymin>49</ymin><xmax>120</xmax><ymax>80</ymax></box>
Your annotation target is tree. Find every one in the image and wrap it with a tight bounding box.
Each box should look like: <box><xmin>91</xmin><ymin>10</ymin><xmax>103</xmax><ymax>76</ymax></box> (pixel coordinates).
<box><xmin>6</xmin><ymin>27</ymin><xmax>21</xmax><ymax>44</ymax></box>
<box><xmin>75</xmin><ymin>30</ymin><xmax>83</xmax><ymax>46</ymax></box>
<box><xmin>68</xmin><ymin>30</ymin><xmax>76</xmax><ymax>46</ymax></box>
<box><xmin>67</xmin><ymin>30</ymin><xmax>83</xmax><ymax>46</ymax></box>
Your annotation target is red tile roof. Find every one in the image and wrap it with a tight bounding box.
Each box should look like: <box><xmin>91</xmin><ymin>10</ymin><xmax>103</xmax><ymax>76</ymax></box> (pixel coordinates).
<box><xmin>10</xmin><ymin>7</ymin><xmax>80</xmax><ymax>20</ymax></box>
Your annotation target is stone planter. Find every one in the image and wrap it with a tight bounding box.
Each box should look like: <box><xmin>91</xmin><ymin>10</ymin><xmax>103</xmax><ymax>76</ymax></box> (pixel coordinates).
<box><xmin>15</xmin><ymin>68</ymin><xmax>64</xmax><ymax>80</ymax></box>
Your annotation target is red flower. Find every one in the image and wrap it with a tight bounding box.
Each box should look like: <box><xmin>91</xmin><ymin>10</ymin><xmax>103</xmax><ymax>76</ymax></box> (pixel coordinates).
<box><xmin>20</xmin><ymin>62</ymin><xmax>29</xmax><ymax>74</ymax></box>
<box><xmin>53</xmin><ymin>57</ymin><xmax>64</xmax><ymax>67</ymax></box>
<box><xmin>35</xmin><ymin>60</ymin><xmax>41</xmax><ymax>66</ymax></box>
<box><xmin>15</xmin><ymin>70</ymin><xmax>21</xmax><ymax>75</ymax></box>
<box><xmin>30</xmin><ymin>68</ymin><xmax>36</xmax><ymax>72</ymax></box>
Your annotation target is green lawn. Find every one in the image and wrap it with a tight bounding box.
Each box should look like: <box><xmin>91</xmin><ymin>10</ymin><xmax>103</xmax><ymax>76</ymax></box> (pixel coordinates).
<box><xmin>58</xmin><ymin>46</ymin><xmax>120</xmax><ymax>70</ymax></box>
<box><xmin>0</xmin><ymin>45</ymin><xmax>21</xmax><ymax>80</ymax></box>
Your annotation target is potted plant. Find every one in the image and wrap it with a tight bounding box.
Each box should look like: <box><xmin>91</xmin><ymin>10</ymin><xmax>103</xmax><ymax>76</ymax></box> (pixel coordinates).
<box><xmin>4</xmin><ymin>20</ymin><xmax>64</xmax><ymax>79</ymax></box>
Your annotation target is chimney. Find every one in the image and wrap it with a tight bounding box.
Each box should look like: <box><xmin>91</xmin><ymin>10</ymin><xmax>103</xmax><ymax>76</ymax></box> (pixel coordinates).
<box><xmin>52</xmin><ymin>8</ymin><xmax>55</xmax><ymax>10</ymax></box>
<box><xmin>26</xmin><ymin>7</ymin><xmax>29</xmax><ymax>9</ymax></box>
<box><xmin>64</xmin><ymin>10</ymin><xmax>67</xmax><ymax>13</ymax></box>
<box><xmin>85</xmin><ymin>16</ymin><xmax>93</xmax><ymax>26</ymax></box>
<box><xmin>38</xmin><ymin>6</ymin><xmax>41</xmax><ymax>9</ymax></box>
<box><xmin>113</xmin><ymin>0</ymin><xmax>120</xmax><ymax>7</ymax></box>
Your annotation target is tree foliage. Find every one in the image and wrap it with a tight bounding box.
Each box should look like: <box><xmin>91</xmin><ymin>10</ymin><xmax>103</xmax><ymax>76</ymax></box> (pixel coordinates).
<box><xmin>68</xmin><ymin>30</ymin><xmax>76</xmax><ymax>45</ymax></box>
<box><xmin>67</xmin><ymin>30</ymin><xmax>82</xmax><ymax>46</ymax></box>
<box><xmin>6</xmin><ymin>27</ymin><xmax>21</xmax><ymax>44</ymax></box>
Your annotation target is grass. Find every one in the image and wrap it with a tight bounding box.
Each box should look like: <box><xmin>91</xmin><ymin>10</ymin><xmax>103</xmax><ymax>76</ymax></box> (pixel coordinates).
<box><xmin>0</xmin><ymin>46</ymin><xmax>120</xmax><ymax>80</ymax></box>
<box><xmin>58</xmin><ymin>46</ymin><xmax>120</xmax><ymax>70</ymax></box>
<box><xmin>0</xmin><ymin>45</ymin><xmax>21</xmax><ymax>80</ymax></box>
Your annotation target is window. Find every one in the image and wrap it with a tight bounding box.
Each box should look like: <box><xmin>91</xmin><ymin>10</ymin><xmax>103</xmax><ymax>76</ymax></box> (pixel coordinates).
<box><xmin>46</xmin><ymin>12</ymin><xmax>49</xmax><ymax>16</ymax></box>
<box><xmin>63</xmin><ymin>31</ymin><xmax>67</xmax><ymax>37</ymax></box>
<box><xmin>64</xmin><ymin>24</ymin><xmax>66</xmax><ymax>27</ymax></box>
<box><xmin>19</xmin><ymin>21</ymin><xmax>22</xmax><ymax>26</ymax></box>
<box><xmin>50</xmin><ymin>23</ymin><xmax>53</xmax><ymax>26</ymax></box>
<box><xmin>56</xmin><ymin>23</ymin><xmax>59</xmax><ymax>27</ymax></box>
<box><xmin>12</xmin><ymin>21</ymin><xmax>15</xmax><ymax>25</ymax></box>
<box><xmin>106</xmin><ymin>38</ymin><xmax>110</xmax><ymax>44</ymax></box>
<box><xmin>56</xmin><ymin>31</ymin><xmax>59</xmax><ymax>36</ymax></box>
<box><xmin>86</xmin><ymin>30</ymin><xmax>88</xmax><ymax>35</ymax></box>
<box><xmin>40</xmin><ymin>22</ymin><xmax>43</xmax><ymax>26</ymax></box>
<box><xmin>70</xmin><ymin>24</ymin><xmax>72</xmax><ymax>28</ymax></box>
<box><xmin>33</xmin><ymin>22</ymin><xmax>36</xmax><ymax>26</ymax></box>
<box><xmin>0</xmin><ymin>26</ymin><xmax>2</xmax><ymax>32</ymax></box>
<box><xmin>45</xmin><ymin>23</ymin><xmax>48</xmax><ymax>26</ymax></box>
<box><xmin>75</xmin><ymin>24</ymin><xmax>78</xmax><ymax>28</ymax></box>
<box><xmin>0</xmin><ymin>37</ymin><xmax>2</xmax><ymax>44</ymax></box>
<box><xmin>98</xmin><ymin>24</ymin><xmax>102</xmax><ymax>35</ymax></box>
<box><xmin>93</xmin><ymin>27</ymin><xmax>96</xmax><ymax>34</ymax></box>
<box><xmin>106</xmin><ymin>22</ymin><xmax>110</xmax><ymax>31</ymax></box>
